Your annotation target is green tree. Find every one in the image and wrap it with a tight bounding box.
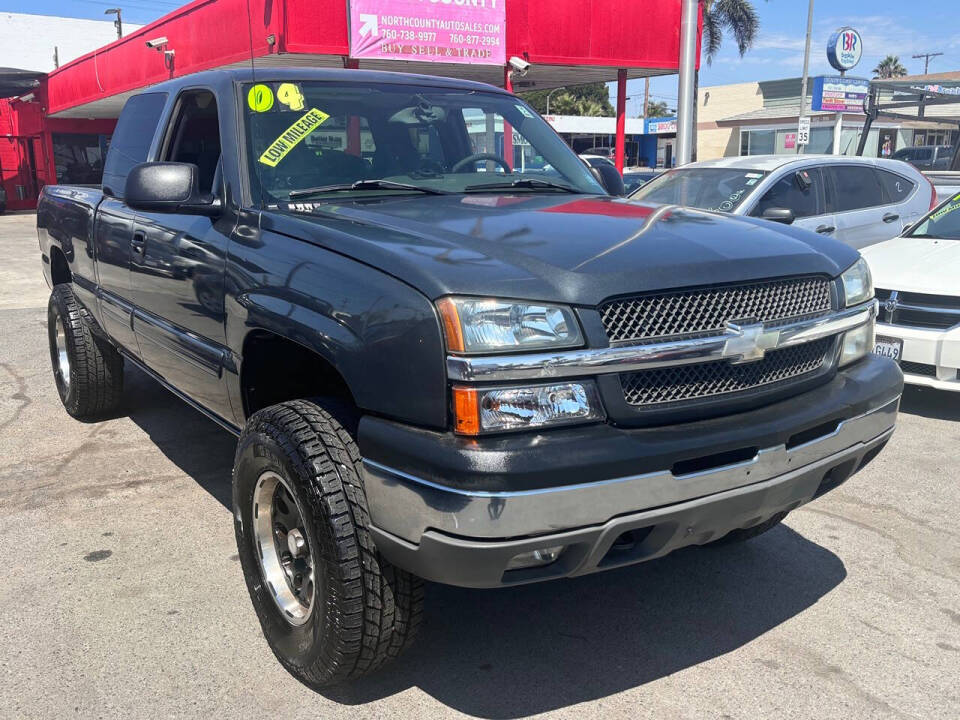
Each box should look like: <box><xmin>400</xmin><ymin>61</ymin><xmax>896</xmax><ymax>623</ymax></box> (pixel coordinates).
<box><xmin>873</xmin><ymin>55</ymin><xmax>908</xmax><ymax>79</ymax></box>
<box><xmin>521</xmin><ymin>82</ymin><xmax>615</xmax><ymax>116</ymax></box>
<box><xmin>644</xmin><ymin>100</ymin><xmax>672</xmax><ymax>118</ymax></box>
<box><xmin>701</xmin><ymin>0</ymin><xmax>761</xmax><ymax>64</ymax></box>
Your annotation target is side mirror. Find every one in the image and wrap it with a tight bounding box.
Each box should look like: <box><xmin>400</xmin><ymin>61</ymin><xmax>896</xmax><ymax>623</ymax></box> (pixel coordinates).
<box><xmin>761</xmin><ymin>207</ymin><xmax>796</xmax><ymax>225</ymax></box>
<box><xmin>590</xmin><ymin>163</ymin><xmax>626</xmax><ymax>197</ymax></box>
<box><xmin>124</xmin><ymin>162</ymin><xmax>221</xmax><ymax>216</ymax></box>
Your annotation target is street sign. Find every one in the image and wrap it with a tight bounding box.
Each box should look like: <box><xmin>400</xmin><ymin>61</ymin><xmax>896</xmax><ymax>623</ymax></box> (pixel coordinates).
<box><xmin>812</xmin><ymin>75</ymin><xmax>869</xmax><ymax>113</ymax></box>
<box><xmin>797</xmin><ymin>117</ymin><xmax>811</xmax><ymax>146</ymax></box>
<box><xmin>348</xmin><ymin>0</ymin><xmax>505</xmax><ymax>65</ymax></box>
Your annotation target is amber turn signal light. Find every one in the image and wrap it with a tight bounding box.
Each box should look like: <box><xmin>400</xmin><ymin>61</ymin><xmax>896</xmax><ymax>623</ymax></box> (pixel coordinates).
<box><xmin>436</xmin><ymin>297</ymin><xmax>465</xmax><ymax>353</ymax></box>
<box><xmin>452</xmin><ymin>386</ymin><xmax>480</xmax><ymax>435</ymax></box>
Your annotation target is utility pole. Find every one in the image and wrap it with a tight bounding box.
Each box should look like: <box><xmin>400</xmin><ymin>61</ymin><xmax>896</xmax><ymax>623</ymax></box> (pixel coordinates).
<box><xmin>796</xmin><ymin>0</ymin><xmax>815</xmax><ymax>154</ymax></box>
<box><xmin>675</xmin><ymin>0</ymin><xmax>698</xmax><ymax>165</ymax></box>
<box><xmin>104</xmin><ymin>8</ymin><xmax>123</xmax><ymax>40</ymax></box>
<box><xmin>912</xmin><ymin>52</ymin><xmax>943</xmax><ymax>75</ymax></box>
<box><xmin>53</xmin><ymin>46</ymin><xmax>59</xmax><ymax>69</ymax></box>
<box><xmin>643</xmin><ymin>77</ymin><xmax>650</xmax><ymax>118</ymax></box>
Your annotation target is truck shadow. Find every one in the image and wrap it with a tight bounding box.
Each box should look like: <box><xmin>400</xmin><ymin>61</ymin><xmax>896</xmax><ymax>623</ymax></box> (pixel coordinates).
<box><xmin>899</xmin><ymin>385</ymin><xmax>960</xmax><ymax>422</ymax></box>
<box><xmin>117</xmin><ymin>364</ymin><xmax>847</xmax><ymax>718</ymax></box>
<box><xmin>119</xmin><ymin>364</ymin><xmax>236</xmax><ymax>508</ymax></box>
<box><xmin>325</xmin><ymin>527</ymin><xmax>845</xmax><ymax>717</ymax></box>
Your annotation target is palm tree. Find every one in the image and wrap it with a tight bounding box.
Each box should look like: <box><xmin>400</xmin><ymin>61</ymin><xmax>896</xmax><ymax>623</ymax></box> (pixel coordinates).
<box><xmin>702</xmin><ymin>0</ymin><xmax>761</xmax><ymax>64</ymax></box>
<box><xmin>644</xmin><ymin>100</ymin><xmax>672</xmax><ymax>118</ymax></box>
<box><xmin>692</xmin><ymin>1</ymin><xmax>762</xmax><ymax>159</ymax></box>
<box><xmin>873</xmin><ymin>55</ymin><xmax>908</xmax><ymax>79</ymax></box>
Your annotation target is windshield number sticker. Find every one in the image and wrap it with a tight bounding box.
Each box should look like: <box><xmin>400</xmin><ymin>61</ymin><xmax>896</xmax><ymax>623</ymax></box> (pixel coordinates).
<box><xmin>258</xmin><ymin>108</ymin><xmax>330</xmax><ymax>167</ymax></box>
<box><xmin>247</xmin><ymin>84</ymin><xmax>275</xmax><ymax>113</ymax></box>
<box><xmin>515</xmin><ymin>103</ymin><xmax>535</xmax><ymax>118</ymax></box>
<box><xmin>277</xmin><ymin>83</ymin><xmax>306</xmax><ymax>111</ymax></box>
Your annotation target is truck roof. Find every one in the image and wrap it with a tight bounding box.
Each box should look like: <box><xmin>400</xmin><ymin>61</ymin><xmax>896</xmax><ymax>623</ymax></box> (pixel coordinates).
<box><xmin>142</xmin><ymin>66</ymin><xmax>513</xmax><ymax>97</ymax></box>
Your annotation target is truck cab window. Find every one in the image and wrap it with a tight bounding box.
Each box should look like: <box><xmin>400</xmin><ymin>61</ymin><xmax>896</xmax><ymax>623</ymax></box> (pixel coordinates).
<box><xmin>162</xmin><ymin>90</ymin><xmax>222</xmax><ymax>194</ymax></box>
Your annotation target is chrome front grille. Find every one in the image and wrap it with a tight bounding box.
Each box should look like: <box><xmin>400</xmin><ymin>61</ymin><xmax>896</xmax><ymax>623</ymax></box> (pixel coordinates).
<box><xmin>620</xmin><ymin>338</ymin><xmax>833</xmax><ymax>407</ymax></box>
<box><xmin>599</xmin><ymin>277</ymin><xmax>833</xmax><ymax>345</ymax></box>
<box><xmin>875</xmin><ymin>288</ymin><xmax>960</xmax><ymax>330</ymax></box>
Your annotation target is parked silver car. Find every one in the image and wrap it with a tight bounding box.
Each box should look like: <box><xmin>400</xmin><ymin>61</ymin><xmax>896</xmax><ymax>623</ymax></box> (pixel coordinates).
<box><xmin>629</xmin><ymin>155</ymin><xmax>937</xmax><ymax>249</ymax></box>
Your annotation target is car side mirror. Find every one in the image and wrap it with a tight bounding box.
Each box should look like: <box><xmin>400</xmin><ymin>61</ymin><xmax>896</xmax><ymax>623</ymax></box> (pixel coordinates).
<box><xmin>761</xmin><ymin>207</ymin><xmax>795</xmax><ymax>225</ymax></box>
<box><xmin>124</xmin><ymin>162</ymin><xmax>221</xmax><ymax>216</ymax></box>
<box><xmin>590</xmin><ymin>163</ymin><xmax>626</xmax><ymax>196</ymax></box>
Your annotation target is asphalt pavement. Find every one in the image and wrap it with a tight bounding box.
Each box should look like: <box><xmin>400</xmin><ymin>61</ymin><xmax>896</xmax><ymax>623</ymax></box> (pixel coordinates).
<box><xmin>1</xmin><ymin>212</ymin><xmax>958</xmax><ymax>719</ymax></box>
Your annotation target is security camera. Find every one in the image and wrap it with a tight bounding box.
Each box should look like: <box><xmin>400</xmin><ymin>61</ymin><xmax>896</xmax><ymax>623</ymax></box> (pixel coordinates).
<box><xmin>508</xmin><ymin>56</ymin><xmax>530</xmax><ymax>76</ymax></box>
<box><xmin>145</xmin><ymin>36</ymin><xmax>168</xmax><ymax>49</ymax></box>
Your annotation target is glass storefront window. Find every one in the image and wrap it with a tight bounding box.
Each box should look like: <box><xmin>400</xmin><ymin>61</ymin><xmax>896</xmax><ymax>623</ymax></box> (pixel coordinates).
<box><xmin>53</xmin><ymin>133</ymin><xmax>110</xmax><ymax>185</ymax></box>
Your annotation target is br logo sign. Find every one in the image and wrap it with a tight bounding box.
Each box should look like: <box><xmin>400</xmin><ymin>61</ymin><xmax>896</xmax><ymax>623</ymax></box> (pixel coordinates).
<box><xmin>827</xmin><ymin>27</ymin><xmax>863</xmax><ymax>72</ymax></box>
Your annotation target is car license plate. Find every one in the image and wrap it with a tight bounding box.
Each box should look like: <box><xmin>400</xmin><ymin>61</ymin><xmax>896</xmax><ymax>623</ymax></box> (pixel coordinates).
<box><xmin>874</xmin><ymin>335</ymin><xmax>903</xmax><ymax>362</ymax></box>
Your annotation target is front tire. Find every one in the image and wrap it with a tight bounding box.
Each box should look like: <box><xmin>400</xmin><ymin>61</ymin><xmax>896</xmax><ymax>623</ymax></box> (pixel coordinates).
<box><xmin>232</xmin><ymin>400</ymin><xmax>423</xmax><ymax>687</ymax></box>
<box><xmin>47</xmin><ymin>284</ymin><xmax>124</xmax><ymax>419</ymax></box>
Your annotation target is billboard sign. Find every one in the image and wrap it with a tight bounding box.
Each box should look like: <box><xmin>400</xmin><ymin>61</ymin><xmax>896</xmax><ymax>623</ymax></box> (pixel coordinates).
<box><xmin>827</xmin><ymin>27</ymin><xmax>862</xmax><ymax>72</ymax></box>
<box><xmin>811</xmin><ymin>75</ymin><xmax>870</xmax><ymax>113</ymax></box>
<box><xmin>348</xmin><ymin>0</ymin><xmax>505</xmax><ymax>65</ymax></box>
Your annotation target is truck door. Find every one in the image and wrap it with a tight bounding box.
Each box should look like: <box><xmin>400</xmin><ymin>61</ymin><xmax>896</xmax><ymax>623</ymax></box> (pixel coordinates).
<box><xmin>129</xmin><ymin>89</ymin><xmax>232</xmax><ymax>416</ymax></box>
<box><xmin>95</xmin><ymin>92</ymin><xmax>169</xmax><ymax>355</ymax></box>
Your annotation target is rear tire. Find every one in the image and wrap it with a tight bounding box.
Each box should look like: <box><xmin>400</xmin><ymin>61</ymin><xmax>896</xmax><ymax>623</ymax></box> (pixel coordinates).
<box><xmin>47</xmin><ymin>284</ymin><xmax>124</xmax><ymax>419</ymax></box>
<box><xmin>706</xmin><ymin>512</ymin><xmax>788</xmax><ymax>546</ymax></box>
<box><xmin>232</xmin><ymin>399</ymin><xmax>423</xmax><ymax>687</ymax></box>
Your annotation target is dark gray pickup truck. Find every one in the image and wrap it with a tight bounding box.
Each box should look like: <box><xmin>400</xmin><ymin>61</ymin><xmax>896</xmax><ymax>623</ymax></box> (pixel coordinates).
<box><xmin>37</xmin><ymin>68</ymin><xmax>902</xmax><ymax>686</ymax></box>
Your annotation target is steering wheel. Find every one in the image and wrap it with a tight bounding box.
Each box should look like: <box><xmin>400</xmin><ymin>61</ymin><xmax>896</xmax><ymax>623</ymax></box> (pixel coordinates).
<box><xmin>452</xmin><ymin>153</ymin><xmax>512</xmax><ymax>173</ymax></box>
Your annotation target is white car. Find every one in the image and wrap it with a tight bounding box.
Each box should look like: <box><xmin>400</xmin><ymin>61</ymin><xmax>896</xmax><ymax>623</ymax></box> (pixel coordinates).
<box><xmin>862</xmin><ymin>193</ymin><xmax>960</xmax><ymax>390</ymax></box>
<box><xmin>629</xmin><ymin>155</ymin><xmax>937</xmax><ymax>249</ymax></box>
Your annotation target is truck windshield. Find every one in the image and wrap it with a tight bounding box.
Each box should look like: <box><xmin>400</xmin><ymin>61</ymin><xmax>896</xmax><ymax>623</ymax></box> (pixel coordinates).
<box><xmin>630</xmin><ymin>167</ymin><xmax>766</xmax><ymax>212</ymax></box>
<box><xmin>908</xmin><ymin>193</ymin><xmax>960</xmax><ymax>240</ymax></box>
<box><xmin>242</xmin><ymin>81</ymin><xmax>604</xmax><ymax>202</ymax></box>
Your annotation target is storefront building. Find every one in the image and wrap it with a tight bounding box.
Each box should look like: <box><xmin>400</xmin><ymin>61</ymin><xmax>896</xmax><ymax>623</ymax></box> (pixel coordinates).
<box><xmin>0</xmin><ymin>0</ymin><xmax>702</xmax><ymax>210</ymax></box>
<box><xmin>696</xmin><ymin>74</ymin><xmax>958</xmax><ymax>162</ymax></box>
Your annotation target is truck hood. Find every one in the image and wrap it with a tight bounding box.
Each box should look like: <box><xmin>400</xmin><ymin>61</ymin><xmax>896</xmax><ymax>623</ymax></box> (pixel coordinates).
<box><xmin>862</xmin><ymin>235</ymin><xmax>960</xmax><ymax>296</ymax></box>
<box><xmin>265</xmin><ymin>194</ymin><xmax>859</xmax><ymax>305</ymax></box>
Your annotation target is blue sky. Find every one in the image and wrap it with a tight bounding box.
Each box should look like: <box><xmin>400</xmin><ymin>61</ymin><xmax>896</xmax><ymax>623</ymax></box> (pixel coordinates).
<box><xmin>3</xmin><ymin>0</ymin><xmax>957</xmax><ymax>118</ymax></box>
<box><xmin>635</xmin><ymin>0</ymin><xmax>960</xmax><ymax>117</ymax></box>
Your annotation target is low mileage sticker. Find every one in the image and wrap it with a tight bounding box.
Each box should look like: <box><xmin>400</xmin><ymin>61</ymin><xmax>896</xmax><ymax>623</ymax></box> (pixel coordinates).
<box><xmin>258</xmin><ymin>108</ymin><xmax>330</xmax><ymax>167</ymax></box>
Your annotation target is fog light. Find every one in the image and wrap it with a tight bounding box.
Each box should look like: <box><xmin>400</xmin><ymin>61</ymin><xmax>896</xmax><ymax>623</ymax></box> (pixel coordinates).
<box><xmin>839</xmin><ymin>321</ymin><xmax>875</xmax><ymax>367</ymax></box>
<box><xmin>505</xmin><ymin>545</ymin><xmax>564</xmax><ymax>571</ymax></box>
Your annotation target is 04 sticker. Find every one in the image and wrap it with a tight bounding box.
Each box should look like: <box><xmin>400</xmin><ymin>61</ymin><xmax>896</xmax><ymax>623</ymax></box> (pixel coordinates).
<box><xmin>247</xmin><ymin>84</ymin><xmax>275</xmax><ymax>112</ymax></box>
<box><xmin>258</xmin><ymin>108</ymin><xmax>330</xmax><ymax>167</ymax></box>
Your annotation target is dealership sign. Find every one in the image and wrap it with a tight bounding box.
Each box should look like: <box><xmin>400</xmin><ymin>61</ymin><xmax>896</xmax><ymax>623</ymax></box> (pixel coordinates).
<box><xmin>827</xmin><ymin>27</ymin><xmax>862</xmax><ymax>72</ymax></box>
<box><xmin>349</xmin><ymin>0</ymin><xmax>505</xmax><ymax>65</ymax></box>
<box><xmin>811</xmin><ymin>75</ymin><xmax>869</xmax><ymax>113</ymax></box>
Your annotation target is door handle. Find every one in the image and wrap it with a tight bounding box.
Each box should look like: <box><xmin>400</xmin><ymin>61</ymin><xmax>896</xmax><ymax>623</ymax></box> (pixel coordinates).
<box><xmin>131</xmin><ymin>232</ymin><xmax>146</xmax><ymax>256</ymax></box>
<box><xmin>815</xmin><ymin>225</ymin><xmax>836</xmax><ymax>234</ymax></box>
<box><xmin>882</xmin><ymin>213</ymin><xmax>900</xmax><ymax>223</ymax></box>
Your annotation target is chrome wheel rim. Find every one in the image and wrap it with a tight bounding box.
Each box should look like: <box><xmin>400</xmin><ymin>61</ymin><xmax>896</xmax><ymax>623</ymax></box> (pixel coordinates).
<box><xmin>54</xmin><ymin>316</ymin><xmax>70</xmax><ymax>392</ymax></box>
<box><xmin>252</xmin><ymin>471</ymin><xmax>315</xmax><ymax>626</ymax></box>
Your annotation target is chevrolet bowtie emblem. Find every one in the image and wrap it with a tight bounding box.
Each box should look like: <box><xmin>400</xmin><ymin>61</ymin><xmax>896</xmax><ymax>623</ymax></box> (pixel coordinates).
<box><xmin>723</xmin><ymin>321</ymin><xmax>781</xmax><ymax>364</ymax></box>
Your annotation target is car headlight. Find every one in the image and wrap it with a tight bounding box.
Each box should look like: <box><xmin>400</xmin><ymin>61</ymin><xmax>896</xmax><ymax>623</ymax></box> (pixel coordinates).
<box><xmin>452</xmin><ymin>381</ymin><xmax>604</xmax><ymax>435</ymax></box>
<box><xmin>841</xmin><ymin>257</ymin><xmax>873</xmax><ymax>307</ymax></box>
<box><xmin>437</xmin><ymin>297</ymin><xmax>583</xmax><ymax>354</ymax></box>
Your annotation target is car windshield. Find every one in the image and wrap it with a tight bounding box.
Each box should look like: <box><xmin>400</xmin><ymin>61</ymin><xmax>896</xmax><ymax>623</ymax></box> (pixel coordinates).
<box><xmin>628</xmin><ymin>167</ymin><xmax>766</xmax><ymax>212</ymax></box>
<box><xmin>907</xmin><ymin>193</ymin><xmax>960</xmax><ymax>240</ymax></box>
<box><xmin>242</xmin><ymin>81</ymin><xmax>604</xmax><ymax>202</ymax></box>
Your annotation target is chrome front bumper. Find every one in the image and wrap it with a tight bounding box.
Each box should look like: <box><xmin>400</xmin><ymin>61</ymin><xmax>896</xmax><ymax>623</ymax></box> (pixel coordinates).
<box><xmin>364</xmin><ymin>396</ymin><xmax>898</xmax><ymax>545</ymax></box>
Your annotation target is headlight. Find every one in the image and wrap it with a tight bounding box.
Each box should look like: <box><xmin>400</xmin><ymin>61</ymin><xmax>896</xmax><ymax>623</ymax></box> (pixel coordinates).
<box><xmin>452</xmin><ymin>381</ymin><xmax>604</xmax><ymax>435</ymax></box>
<box><xmin>841</xmin><ymin>257</ymin><xmax>873</xmax><ymax>307</ymax></box>
<box><xmin>437</xmin><ymin>297</ymin><xmax>583</xmax><ymax>354</ymax></box>
<box><xmin>839</xmin><ymin>321</ymin><xmax>875</xmax><ymax>367</ymax></box>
